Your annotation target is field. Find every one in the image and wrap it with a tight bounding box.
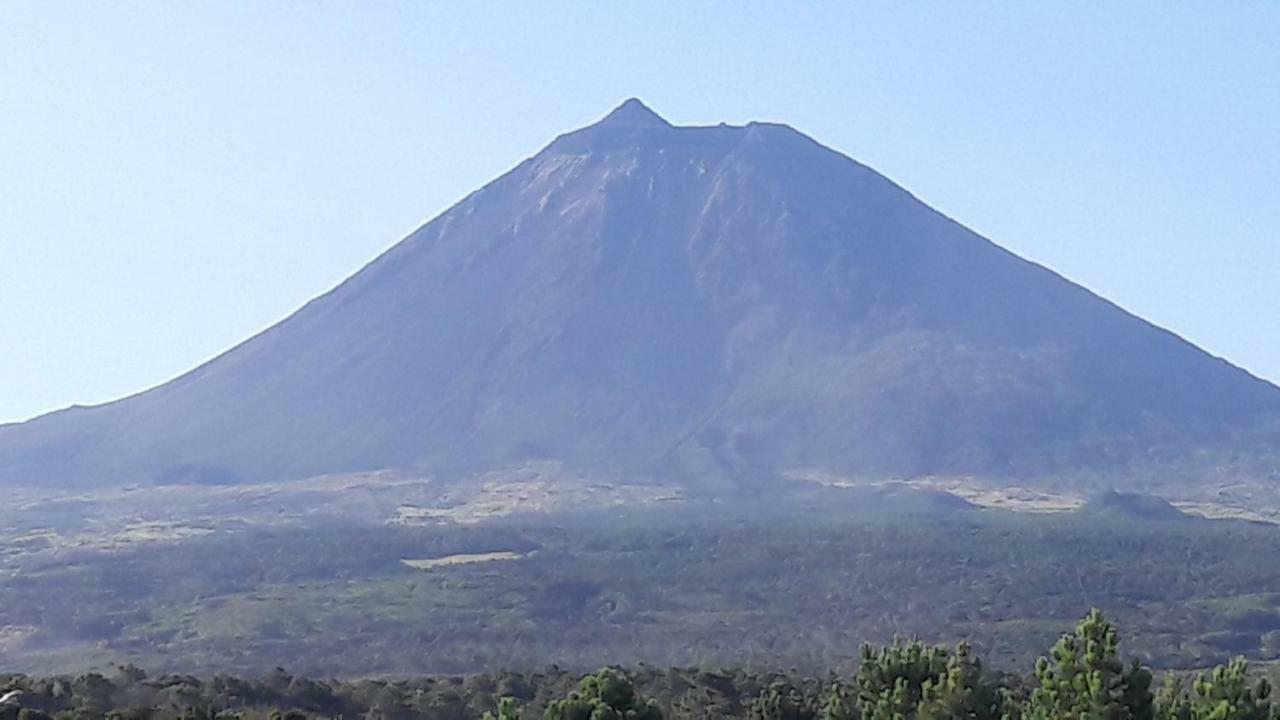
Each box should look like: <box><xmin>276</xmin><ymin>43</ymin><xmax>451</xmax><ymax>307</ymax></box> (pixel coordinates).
<box><xmin>4</xmin><ymin>475</ymin><xmax>1280</xmax><ymax>677</ymax></box>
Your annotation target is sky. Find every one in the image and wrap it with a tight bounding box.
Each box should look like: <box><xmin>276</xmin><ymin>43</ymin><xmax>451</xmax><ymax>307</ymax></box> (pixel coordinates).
<box><xmin>1</xmin><ymin>2</ymin><xmax>1278</xmax><ymax>424</ymax></box>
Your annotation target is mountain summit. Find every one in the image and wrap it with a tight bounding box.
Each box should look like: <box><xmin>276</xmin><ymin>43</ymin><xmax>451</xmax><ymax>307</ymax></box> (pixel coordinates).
<box><xmin>4</xmin><ymin>100</ymin><xmax>1279</xmax><ymax>493</ymax></box>
<box><xmin>597</xmin><ymin>97</ymin><xmax>671</xmax><ymax>127</ymax></box>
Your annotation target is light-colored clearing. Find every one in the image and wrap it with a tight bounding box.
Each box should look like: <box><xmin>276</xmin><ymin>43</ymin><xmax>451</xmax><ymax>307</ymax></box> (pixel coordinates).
<box><xmin>785</xmin><ymin>469</ymin><xmax>1280</xmax><ymax>524</ymax></box>
<box><xmin>401</xmin><ymin>552</ymin><xmax>523</xmax><ymax>569</ymax></box>
<box><xmin>1173</xmin><ymin>502</ymin><xmax>1280</xmax><ymax>524</ymax></box>
<box><xmin>392</xmin><ymin>462</ymin><xmax>681</xmax><ymax>524</ymax></box>
<box><xmin>786</xmin><ymin>469</ymin><xmax>1084</xmax><ymax>513</ymax></box>
<box><xmin>118</xmin><ymin>522</ymin><xmax>215</xmax><ymax>542</ymax></box>
<box><xmin>0</xmin><ymin>625</ymin><xmax>35</xmax><ymax>652</ymax></box>
<box><xmin>915</xmin><ymin>478</ymin><xmax>1083</xmax><ymax>513</ymax></box>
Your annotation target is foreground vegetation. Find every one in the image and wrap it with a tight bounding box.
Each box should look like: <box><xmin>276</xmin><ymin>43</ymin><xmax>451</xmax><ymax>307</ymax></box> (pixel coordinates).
<box><xmin>3</xmin><ymin>611</ymin><xmax>1278</xmax><ymax>719</ymax></box>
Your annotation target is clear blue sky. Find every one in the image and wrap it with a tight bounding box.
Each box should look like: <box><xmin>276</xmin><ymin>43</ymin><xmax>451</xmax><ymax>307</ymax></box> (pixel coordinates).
<box><xmin>2</xmin><ymin>2</ymin><xmax>1278</xmax><ymax>424</ymax></box>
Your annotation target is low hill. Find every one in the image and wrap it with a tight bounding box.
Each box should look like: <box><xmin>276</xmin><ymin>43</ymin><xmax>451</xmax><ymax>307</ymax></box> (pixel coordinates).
<box><xmin>1075</xmin><ymin>490</ymin><xmax>1192</xmax><ymax>522</ymax></box>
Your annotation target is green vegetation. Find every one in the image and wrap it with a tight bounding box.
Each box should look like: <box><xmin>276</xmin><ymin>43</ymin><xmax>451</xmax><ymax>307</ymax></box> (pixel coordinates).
<box><xmin>7</xmin><ymin>498</ymin><xmax>1280</xmax><ymax>676</ymax></box>
<box><xmin>4</xmin><ymin>613</ymin><xmax>1280</xmax><ymax>720</ymax></box>
<box><xmin>1023</xmin><ymin>609</ymin><xmax>1154</xmax><ymax>720</ymax></box>
<box><xmin>544</xmin><ymin>668</ymin><xmax>662</xmax><ymax>720</ymax></box>
<box><xmin>837</xmin><ymin>638</ymin><xmax>1003</xmax><ymax>720</ymax></box>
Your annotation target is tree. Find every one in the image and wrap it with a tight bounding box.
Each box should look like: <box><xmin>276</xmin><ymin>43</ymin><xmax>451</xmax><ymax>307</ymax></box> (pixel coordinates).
<box><xmin>750</xmin><ymin>680</ymin><xmax>817</xmax><ymax>720</ymax></box>
<box><xmin>1022</xmin><ymin>609</ymin><xmax>1153</xmax><ymax>720</ymax></box>
<box><xmin>823</xmin><ymin>680</ymin><xmax>857</xmax><ymax>720</ymax></box>
<box><xmin>918</xmin><ymin>642</ymin><xmax>1005</xmax><ymax>720</ymax></box>
<box><xmin>834</xmin><ymin>637</ymin><xmax>1001</xmax><ymax>720</ymax></box>
<box><xmin>1162</xmin><ymin>656</ymin><xmax>1276</xmax><ymax>720</ymax></box>
<box><xmin>544</xmin><ymin>669</ymin><xmax>662</xmax><ymax>720</ymax></box>
<box><xmin>485</xmin><ymin>697</ymin><xmax>521</xmax><ymax>720</ymax></box>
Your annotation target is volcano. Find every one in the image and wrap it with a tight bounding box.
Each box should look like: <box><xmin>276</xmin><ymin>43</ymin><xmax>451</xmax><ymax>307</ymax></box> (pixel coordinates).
<box><xmin>4</xmin><ymin>99</ymin><xmax>1278</xmax><ymax>492</ymax></box>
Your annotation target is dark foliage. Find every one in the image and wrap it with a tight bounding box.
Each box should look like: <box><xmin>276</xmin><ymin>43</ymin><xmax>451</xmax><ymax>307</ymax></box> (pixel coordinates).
<box><xmin>7</xmin><ymin>504</ymin><xmax>1280</xmax><ymax>676</ymax></box>
<box><xmin>1</xmin><ymin>613</ymin><xmax>1277</xmax><ymax>720</ymax></box>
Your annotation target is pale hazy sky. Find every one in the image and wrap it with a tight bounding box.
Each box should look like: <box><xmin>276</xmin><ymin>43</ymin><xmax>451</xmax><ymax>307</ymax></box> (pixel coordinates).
<box><xmin>2</xmin><ymin>2</ymin><xmax>1278</xmax><ymax>424</ymax></box>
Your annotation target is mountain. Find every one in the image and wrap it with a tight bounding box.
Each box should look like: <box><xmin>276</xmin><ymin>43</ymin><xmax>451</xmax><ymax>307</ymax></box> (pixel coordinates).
<box><xmin>4</xmin><ymin>99</ymin><xmax>1279</xmax><ymax>493</ymax></box>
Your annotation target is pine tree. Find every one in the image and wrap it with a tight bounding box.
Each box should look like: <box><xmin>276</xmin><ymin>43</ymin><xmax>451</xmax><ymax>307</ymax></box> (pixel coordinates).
<box><xmin>1162</xmin><ymin>656</ymin><xmax>1276</xmax><ymax>720</ymax></box>
<box><xmin>750</xmin><ymin>680</ymin><xmax>817</xmax><ymax>720</ymax></box>
<box><xmin>1022</xmin><ymin>609</ymin><xmax>1153</xmax><ymax>720</ymax></box>
<box><xmin>485</xmin><ymin>697</ymin><xmax>521</xmax><ymax>720</ymax></box>
<box><xmin>842</xmin><ymin>637</ymin><xmax>1001</xmax><ymax>720</ymax></box>
<box><xmin>544</xmin><ymin>669</ymin><xmax>662</xmax><ymax>720</ymax></box>
<box><xmin>918</xmin><ymin>642</ymin><xmax>1004</xmax><ymax>720</ymax></box>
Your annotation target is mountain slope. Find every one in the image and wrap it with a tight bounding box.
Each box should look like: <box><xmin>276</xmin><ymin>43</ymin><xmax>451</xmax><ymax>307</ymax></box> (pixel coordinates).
<box><xmin>4</xmin><ymin>99</ymin><xmax>1278</xmax><ymax>491</ymax></box>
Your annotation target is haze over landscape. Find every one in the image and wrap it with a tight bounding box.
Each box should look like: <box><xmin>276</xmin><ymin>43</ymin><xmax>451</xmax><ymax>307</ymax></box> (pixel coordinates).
<box><xmin>3</xmin><ymin>5</ymin><xmax>1280</xmax><ymax>720</ymax></box>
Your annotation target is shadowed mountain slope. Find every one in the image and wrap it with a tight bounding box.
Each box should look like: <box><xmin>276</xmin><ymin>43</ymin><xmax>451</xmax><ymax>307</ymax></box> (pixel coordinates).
<box><xmin>4</xmin><ymin>99</ymin><xmax>1279</xmax><ymax>491</ymax></box>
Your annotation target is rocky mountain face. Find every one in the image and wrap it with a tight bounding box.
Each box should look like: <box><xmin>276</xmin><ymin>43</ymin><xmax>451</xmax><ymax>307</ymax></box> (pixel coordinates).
<box><xmin>4</xmin><ymin>99</ymin><xmax>1278</xmax><ymax>492</ymax></box>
